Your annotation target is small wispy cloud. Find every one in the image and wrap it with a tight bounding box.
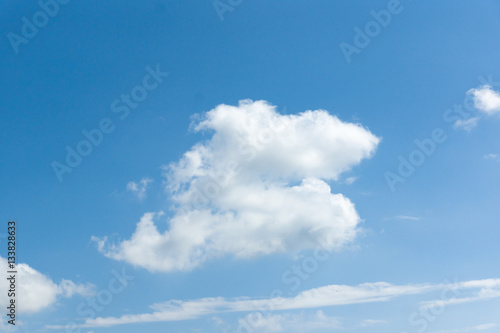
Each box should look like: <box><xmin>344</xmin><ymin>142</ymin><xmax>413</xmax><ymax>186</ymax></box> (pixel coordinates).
<box><xmin>453</xmin><ymin>117</ymin><xmax>479</xmax><ymax>131</ymax></box>
<box><xmin>419</xmin><ymin>279</ymin><xmax>500</xmax><ymax>312</ymax></box>
<box><xmin>344</xmin><ymin>176</ymin><xmax>358</xmax><ymax>185</ymax></box>
<box><xmin>127</xmin><ymin>178</ymin><xmax>153</xmax><ymax>201</ymax></box>
<box><xmin>454</xmin><ymin>85</ymin><xmax>500</xmax><ymax>131</ymax></box>
<box><xmin>468</xmin><ymin>85</ymin><xmax>500</xmax><ymax>116</ymax></box>
<box><xmin>484</xmin><ymin>153</ymin><xmax>498</xmax><ymax>160</ymax></box>
<box><xmin>483</xmin><ymin>154</ymin><xmax>500</xmax><ymax>162</ymax></box>
<box><xmin>359</xmin><ymin>319</ymin><xmax>388</xmax><ymax>327</ymax></box>
<box><xmin>212</xmin><ymin>316</ymin><xmax>231</xmax><ymax>332</ymax></box>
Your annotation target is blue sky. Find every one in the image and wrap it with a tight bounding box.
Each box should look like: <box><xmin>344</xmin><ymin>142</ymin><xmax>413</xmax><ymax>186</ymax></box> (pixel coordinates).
<box><xmin>1</xmin><ymin>1</ymin><xmax>500</xmax><ymax>332</ymax></box>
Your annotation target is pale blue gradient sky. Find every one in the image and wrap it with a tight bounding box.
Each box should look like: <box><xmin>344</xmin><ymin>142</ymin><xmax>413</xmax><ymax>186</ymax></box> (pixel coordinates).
<box><xmin>1</xmin><ymin>1</ymin><xmax>500</xmax><ymax>332</ymax></box>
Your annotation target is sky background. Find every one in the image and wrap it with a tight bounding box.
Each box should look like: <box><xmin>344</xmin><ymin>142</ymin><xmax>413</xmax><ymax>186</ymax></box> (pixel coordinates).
<box><xmin>1</xmin><ymin>1</ymin><xmax>500</xmax><ymax>332</ymax></box>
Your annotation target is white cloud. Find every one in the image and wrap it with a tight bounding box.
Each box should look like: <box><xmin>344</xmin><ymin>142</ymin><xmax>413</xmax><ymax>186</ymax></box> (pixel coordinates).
<box><xmin>0</xmin><ymin>256</ymin><xmax>95</xmax><ymax>314</ymax></box>
<box><xmin>483</xmin><ymin>153</ymin><xmax>500</xmax><ymax>163</ymax></box>
<box><xmin>419</xmin><ymin>278</ymin><xmax>500</xmax><ymax>310</ymax></box>
<box><xmin>359</xmin><ymin>319</ymin><xmax>388</xmax><ymax>327</ymax></box>
<box><xmin>483</xmin><ymin>153</ymin><xmax>498</xmax><ymax>160</ymax></box>
<box><xmin>467</xmin><ymin>85</ymin><xmax>500</xmax><ymax>115</ymax></box>
<box><xmin>454</xmin><ymin>85</ymin><xmax>500</xmax><ymax>130</ymax></box>
<box><xmin>49</xmin><ymin>278</ymin><xmax>500</xmax><ymax>329</ymax></box>
<box><xmin>127</xmin><ymin>178</ymin><xmax>153</xmax><ymax>201</ymax></box>
<box><xmin>94</xmin><ymin>100</ymin><xmax>380</xmax><ymax>272</ymax></box>
<box><xmin>453</xmin><ymin>117</ymin><xmax>479</xmax><ymax>131</ymax></box>
<box><xmin>61</xmin><ymin>281</ymin><xmax>435</xmax><ymax>328</ymax></box>
<box><xmin>343</xmin><ymin>176</ymin><xmax>358</xmax><ymax>185</ymax></box>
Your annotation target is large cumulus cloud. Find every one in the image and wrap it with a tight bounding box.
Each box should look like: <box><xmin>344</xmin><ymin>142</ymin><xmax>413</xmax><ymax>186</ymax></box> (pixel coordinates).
<box><xmin>94</xmin><ymin>100</ymin><xmax>380</xmax><ymax>272</ymax></box>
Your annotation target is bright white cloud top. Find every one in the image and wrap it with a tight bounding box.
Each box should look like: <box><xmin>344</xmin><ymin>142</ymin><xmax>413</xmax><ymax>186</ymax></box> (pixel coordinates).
<box><xmin>467</xmin><ymin>85</ymin><xmax>500</xmax><ymax>116</ymax></box>
<box><xmin>93</xmin><ymin>100</ymin><xmax>380</xmax><ymax>272</ymax></box>
<box><xmin>455</xmin><ymin>84</ymin><xmax>500</xmax><ymax>130</ymax></box>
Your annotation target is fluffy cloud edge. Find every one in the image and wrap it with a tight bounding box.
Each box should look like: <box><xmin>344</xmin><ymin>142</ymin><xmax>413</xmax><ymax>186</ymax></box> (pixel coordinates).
<box><xmin>454</xmin><ymin>84</ymin><xmax>500</xmax><ymax>130</ymax></box>
<box><xmin>0</xmin><ymin>256</ymin><xmax>95</xmax><ymax>314</ymax></box>
<box><xmin>467</xmin><ymin>85</ymin><xmax>500</xmax><ymax>116</ymax></box>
